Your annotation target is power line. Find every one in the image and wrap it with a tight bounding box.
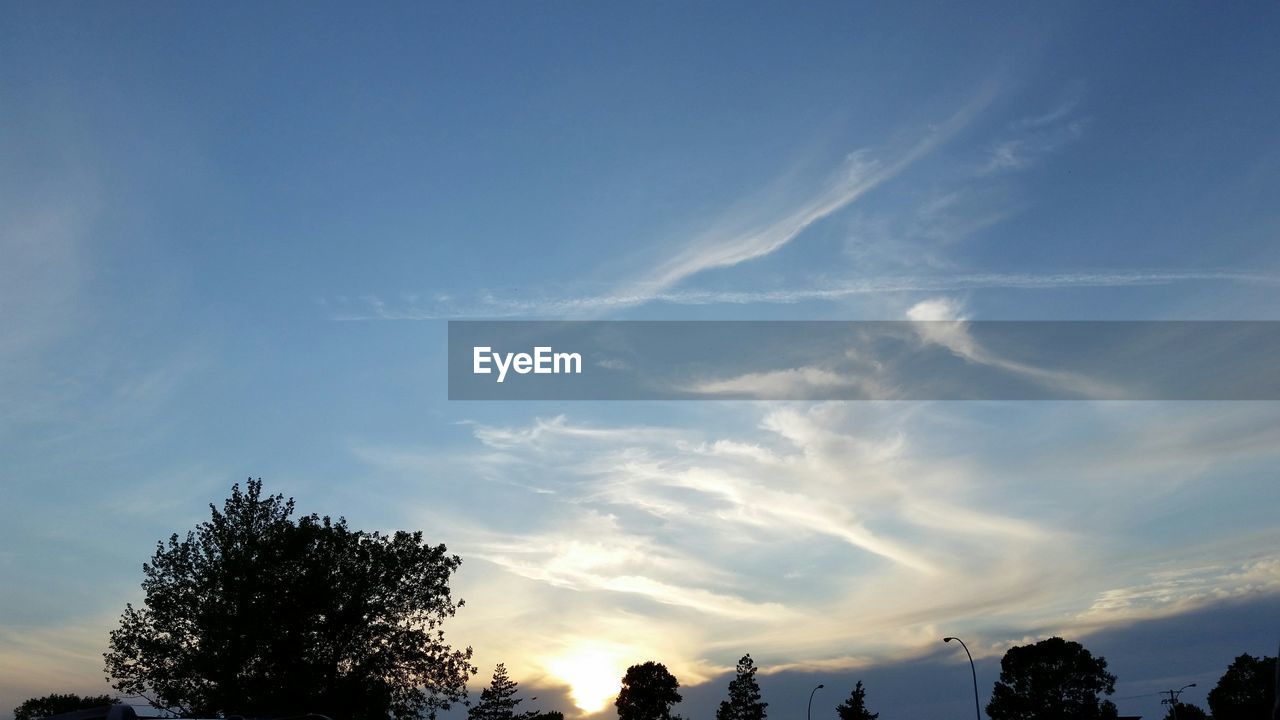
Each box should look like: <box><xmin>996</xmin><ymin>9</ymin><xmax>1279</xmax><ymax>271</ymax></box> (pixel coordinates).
<box><xmin>1115</xmin><ymin>691</ymin><xmax>1163</xmax><ymax>700</ymax></box>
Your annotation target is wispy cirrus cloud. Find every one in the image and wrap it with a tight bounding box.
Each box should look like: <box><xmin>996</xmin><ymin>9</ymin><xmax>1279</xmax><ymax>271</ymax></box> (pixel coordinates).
<box><xmin>619</xmin><ymin>87</ymin><xmax>999</xmax><ymax>302</ymax></box>
<box><xmin>328</xmin><ymin>270</ymin><xmax>1280</xmax><ymax>320</ymax></box>
<box><xmin>681</xmin><ymin>367</ymin><xmax>887</xmax><ymax>401</ymax></box>
<box><xmin>902</xmin><ymin>298</ymin><xmax>1124</xmax><ymax>399</ymax></box>
<box><xmin>328</xmin><ymin>87</ymin><xmax>1010</xmax><ymax>321</ymax></box>
<box><xmin>675</xmin><ymin>295</ymin><xmax>1126</xmax><ymax>399</ymax></box>
<box><xmin>1079</xmin><ymin>557</ymin><xmax>1280</xmax><ymax>626</ymax></box>
<box><xmin>350</xmin><ymin>401</ymin><xmax>1280</xmax><ymax>695</ymax></box>
<box><xmin>324</xmin><ymin>83</ymin><xmax>1279</xmax><ymax>323</ymax></box>
<box><xmin>981</xmin><ymin>90</ymin><xmax>1090</xmax><ymax>174</ymax></box>
<box><xmin>0</xmin><ymin>614</ymin><xmax>125</xmax><ymax>712</ymax></box>
<box><xmin>1013</xmin><ymin>94</ymin><xmax>1083</xmax><ymax>130</ymax></box>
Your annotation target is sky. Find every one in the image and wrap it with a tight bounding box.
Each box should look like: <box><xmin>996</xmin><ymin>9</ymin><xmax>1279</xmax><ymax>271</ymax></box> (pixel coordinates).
<box><xmin>2</xmin><ymin>2</ymin><xmax>1280</xmax><ymax>719</ymax></box>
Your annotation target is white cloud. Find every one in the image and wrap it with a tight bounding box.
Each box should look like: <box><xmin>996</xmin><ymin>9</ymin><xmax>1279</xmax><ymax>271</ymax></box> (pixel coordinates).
<box><xmin>1076</xmin><ymin>557</ymin><xmax>1280</xmax><ymax>627</ymax></box>
<box><xmin>355</xmin><ymin>402</ymin><xmax>1280</xmax><ymax>696</ymax></box>
<box><xmin>1013</xmin><ymin>95</ymin><xmax>1082</xmax><ymax>130</ymax></box>
<box><xmin>670</xmin><ymin>297</ymin><xmax>1127</xmax><ymax>402</ymax></box>
<box><xmin>980</xmin><ymin>93</ymin><xmax>1089</xmax><ymax>175</ymax></box>
<box><xmin>619</xmin><ymin>87</ymin><xmax>997</xmax><ymax>302</ymax></box>
<box><xmin>331</xmin><ymin>270</ymin><xmax>1280</xmax><ymax>320</ymax></box>
<box><xmin>904</xmin><ymin>297</ymin><xmax>1125</xmax><ymax>399</ymax></box>
<box><xmin>679</xmin><ymin>367</ymin><xmax>887</xmax><ymax>400</ymax></box>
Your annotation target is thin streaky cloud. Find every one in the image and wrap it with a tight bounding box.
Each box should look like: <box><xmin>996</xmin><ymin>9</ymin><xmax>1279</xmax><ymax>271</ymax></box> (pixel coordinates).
<box><xmin>619</xmin><ymin>87</ymin><xmax>1000</xmax><ymax>301</ymax></box>
<box><xmin>374</xmin><ymin>403</ymin><xmax>1280</xmax><ymax>691</ymax></box>
<box><xmin>1013</xmin><ymin>95</ymin><xmax>1082</xmax><ymax>129</ymax></box>
<box><xmin>679</xmin><ymin>367</ymin><xmax>885</xmax><ymax>400</ymax></box>
<box><xmin>981</xmin><ymin>88</ymin><xmax>1089</xmax><ymax>174</ymax></box>
<box><xmin>671</xmin><ymin>296</ymin><xmax>1126</xmax><ymax>401</ymax></box>
<box><xmin>329</xmin><ymin>270</ymin><xmax>1280</xmax><ymax>320</ymax></box>
<box><xmin>980</xmin><ymin>118</ymin><xmax>1089</xmax><ymax>175</ymax></box>
<box><xmin>631</xmin><ymin>151</ymin><xmax>883</xmax><ymax>294</ymax></box>
<box><xmin>905</xmin><ymin>297</ymin><xmax>1125</xmax><ymax>399</ymax></box>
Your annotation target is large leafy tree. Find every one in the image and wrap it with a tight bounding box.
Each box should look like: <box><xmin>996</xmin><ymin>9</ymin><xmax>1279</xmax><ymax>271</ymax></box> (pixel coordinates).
<box><xmin>469</xmin><ymin>664</ymin><xmax>541</xmax><ymax>720</ymax></box>
<box><xmin>1207</xmin><ymin>653</ymin><xmax>1277</xmax><ymax>720</ymax></box>
<box><xmin>616</xmin><ymin>662</ymin><xmax>682</xmax><ymax>720</ymax></box>
<box><xmin>716</xmin><ymin>654</ymin><xmax>767</xmax><ymax>720</ymax></box>
<box><xmin>13</xmin><ymin>694</ymin><xmax>118</xmax><ymax>720</ymax></box>
<box><xmin>985</xmin><ymin>637</ymin><xmax>1118</xmax><ymax>720</ymax></box>
<box><xmin>836</xmin><ymin>681</ymin><xmax>878</xmax><ymax>720</ymax></box>
<box><xmin>104</xmin><ymin>479</ymin><xmax>475</xmax><ymax>720</ymax></box>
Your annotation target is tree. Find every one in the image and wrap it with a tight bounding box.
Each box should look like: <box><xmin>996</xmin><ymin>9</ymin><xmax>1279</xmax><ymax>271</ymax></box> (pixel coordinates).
<box><xmin>716</xmin><ymin>654</ymin><xmax>767</xmax><ymax>720</ymax></box>
<box><xmin>13</xmin><ymin>694</ymin><xmax>118</xmax><ymax>720</ymax></box>
<box><xmin>104</xmin><ymin>479</ymin><xmax>475</xmax><ymax>720</ymax></box>
<box><xmin>985</xmin><ymin>637</ymin><xmax>1118</xmax><ymax>720</ymax></box>
<box><xmin>836</xmin><ymin>681</ymin><xmax>878</xmax><ymax>720</ymax></box>
<box><xmin>1207</xmin><ymin>653</ymin><xmax>1277</xmax><ymax>720</ymax></box>
<box><xmin>616</xmin><ymin>662</ymin><xmax>682</xmax><ymax>720</ymax></box>
<box><xmin>1160</xmin><ymin>702</ymin><xmax>1209</xmax><ymax>720</ymax></box>
<box><xmin>469</xmin><ymin>664</ymin><xmax>540</xmax><ymax>720</ymax></box>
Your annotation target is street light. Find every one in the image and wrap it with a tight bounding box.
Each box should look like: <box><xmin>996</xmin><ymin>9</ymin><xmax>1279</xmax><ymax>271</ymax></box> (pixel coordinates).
<box><xmin>944</xmin><ymin>637</ymin><xmax>981</xmax><ymax>720</ymax></box>
<box><xmin>807</xmin><ymin>683</ymin><xmax>824</xmax><ymax>720</ymax></box>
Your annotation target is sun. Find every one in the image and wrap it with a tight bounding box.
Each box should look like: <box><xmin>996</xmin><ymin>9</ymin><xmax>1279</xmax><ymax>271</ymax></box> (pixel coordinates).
<box><xmin>546</xmin><ymin>645</ymin><xmax>626</xmax><ymax>714</ymax></box>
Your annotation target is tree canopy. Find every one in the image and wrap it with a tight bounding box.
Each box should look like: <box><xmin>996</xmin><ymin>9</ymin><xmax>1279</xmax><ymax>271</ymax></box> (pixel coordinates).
<box><xmin>836</xmin><ymin>681</ymin><xmax>878</xmax><ymax>720</ymax></box>
<box><xmin>1160</xmin><ymin>701</ymin><xmax>1209</xmax><ymax>720</ymax></box>
<box><xmin>616</xmin><ymin>661</ymin><xmax>683</xmax><ymax>720</ymax></box>
<box><xmin>1207</xmin><ymin>653</ymin><xmax>1277</xmax><ymax>720</ymax></box>
<box><xmin>103</xmin><ymin>479</ymin><xmax>475</xmax><ymax>720</ymax></box>
<box><xmin>13</xmin><ymin>694</ymin><xmax>118</xmax><ymax>720</ymax></box>
<box><xmin>985</xmin><ymin>637</ymin><xmax>1118</xmax><ymax>720</ymax></box>
<box><xmin>716</xmin><ymin>654</ymin><xmax>767</xmax><ymax>720</ymax></box>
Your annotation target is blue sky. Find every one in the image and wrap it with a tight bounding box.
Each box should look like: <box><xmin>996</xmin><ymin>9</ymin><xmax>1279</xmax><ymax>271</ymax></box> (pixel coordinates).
<box><xmin>2</xmin><ymin>3</ymin><xmax>1280</xmax><ymax>719</ymax></box>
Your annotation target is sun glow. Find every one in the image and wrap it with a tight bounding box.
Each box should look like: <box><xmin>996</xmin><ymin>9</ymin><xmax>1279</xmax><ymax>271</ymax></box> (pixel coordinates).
<box><xmin>545</xmin><ymin>645</ymin><xmax>627</xmax><ymax>714</ymax></box>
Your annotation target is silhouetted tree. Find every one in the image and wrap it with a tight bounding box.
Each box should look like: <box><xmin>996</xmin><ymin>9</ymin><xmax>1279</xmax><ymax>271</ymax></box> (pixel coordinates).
<box><xmin>616</xmin><ymin>662</ymin><xmax>682</xmax><ymax>720</ymax></box>
<box><xmin>13</xmin><ymin>694</ymin><xmax>118</xmax><ymax>720</ymax></box>
<box><xmin>1160</xmin><ymin>701</ymin><xmax>1208</xmax><ymax>720</ymax></box>
<box><xmin>1208</xmin><ymin>654</ymin><xmax>1277</xmax><ymax>720</ymax></box>
<box><xmin>836</xmin><ymin>681</ymin><xmax>878</xmax><ymax>720</ymax></box>
<box><xmin>104</xmin><ymin>479</ymin><xmax>475</xmax><ymax>720</ymax></box>
<box><xmin>985</xmin><ymin>637</ymin><xmax>1118</xmax><ymax>720</ymax></box>
<box><xmin>529</xmin><ymin>712</ymin><xmax>564</xmax><ymax>720</ymax></box>
<box><xmin>716</xmin><ymin>654</ymin><xmax>767</xmax><ymax>720</ymax></box>
<box><xmin>469</xmin><ymin>664</ymin><xmax>540</xmax><ymax>720</ymax></box>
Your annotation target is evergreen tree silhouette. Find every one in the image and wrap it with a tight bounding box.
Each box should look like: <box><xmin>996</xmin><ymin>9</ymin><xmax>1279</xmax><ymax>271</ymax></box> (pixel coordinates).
<box><xmin>836</xmin><ymin>681</ymin><xmax>878</xmax><ymax>720</ymax></box>
<box><xmin>469</xmin><ymin>664</ymin><xmax>539</xmax><ymax>720</ymax></box>
<box><xmin>716</xmin><ymin>655</ymin><xmax>768</xmax><ymax>720</ymax></box>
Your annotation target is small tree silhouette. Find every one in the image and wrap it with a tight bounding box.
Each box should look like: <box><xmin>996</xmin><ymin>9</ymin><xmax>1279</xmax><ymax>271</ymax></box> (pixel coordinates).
<box><xmin>14</xmin><ymin>694</ymin><xmax>118</xmax><ymax>720</ymax></box>
<box><xmin>836</xmin><ymin>681</ymin><xmax>878</xmax><ymax>720</ymax></box>
<box><xmin>469</xmin><ymin>664</ymin><xmax>540</xmax><ymax>720</ymax></box>
<box><xmin>1161</xmin><ymin>702</ymin><xmax>1208</xmax><ymax>720</ymax></box>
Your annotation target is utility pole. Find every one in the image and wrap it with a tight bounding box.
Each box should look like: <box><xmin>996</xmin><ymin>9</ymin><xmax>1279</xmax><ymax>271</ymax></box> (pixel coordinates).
<box><xmin>1161</xmin><ymin>683</ymin><xmax>1196</xmax><ymax>720</ymax></box>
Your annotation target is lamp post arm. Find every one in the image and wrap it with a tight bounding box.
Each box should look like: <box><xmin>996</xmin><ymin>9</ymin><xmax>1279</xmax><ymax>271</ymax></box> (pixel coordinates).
<box><xmin>946</xmin><ymin>637</ymin><xmax>982</xmax><ymax>720</ymax></box>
